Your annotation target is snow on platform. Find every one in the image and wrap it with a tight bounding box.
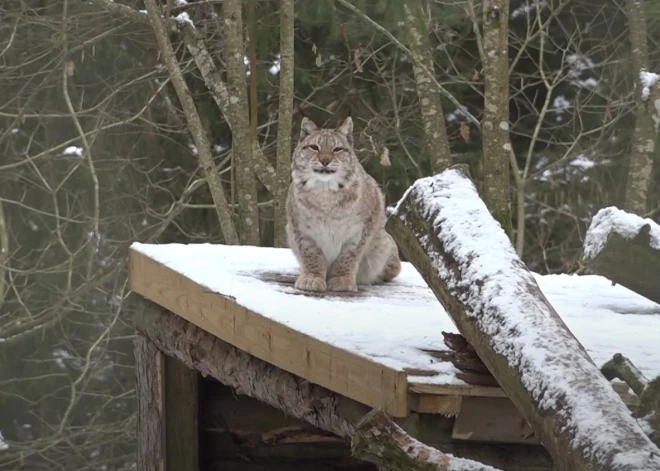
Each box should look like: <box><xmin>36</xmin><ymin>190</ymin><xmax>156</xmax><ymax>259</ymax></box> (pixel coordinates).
<box><xmin>130</xmin><ymin>243</ymin><xmax>660</xmax><ymax>388</ymax></box>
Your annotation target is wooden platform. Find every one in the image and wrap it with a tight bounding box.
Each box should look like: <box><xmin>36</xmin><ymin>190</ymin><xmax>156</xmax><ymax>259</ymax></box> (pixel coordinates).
<box><xmin>128</xmin><ymin>243</ymin><xmax>660</xmax><ymax>426</ymax></box>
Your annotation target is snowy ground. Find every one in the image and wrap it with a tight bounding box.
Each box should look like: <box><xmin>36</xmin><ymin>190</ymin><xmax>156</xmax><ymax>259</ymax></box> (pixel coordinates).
<box><xmin>132</xmin><ymin>243</ymin><xmax>660</xmax><ymax>385</ymax></box>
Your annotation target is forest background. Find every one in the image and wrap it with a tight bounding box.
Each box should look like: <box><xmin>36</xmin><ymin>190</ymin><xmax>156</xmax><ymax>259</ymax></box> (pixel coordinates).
<box><xmin>0</xmin><ymin>0</ymin><xmax>659</xmax><ymax>469</ymax></box>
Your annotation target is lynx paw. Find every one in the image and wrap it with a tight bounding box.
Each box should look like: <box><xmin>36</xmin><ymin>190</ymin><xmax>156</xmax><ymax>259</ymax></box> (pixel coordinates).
<box><xmin>327</xmin><ymin>275</ymin><xmax>358</xmax><ymax>292</ymax></box>
<box><xmin>295</xmin><ymin>274</ymin><xmax>327</xmax><ymax>292</ymax></box>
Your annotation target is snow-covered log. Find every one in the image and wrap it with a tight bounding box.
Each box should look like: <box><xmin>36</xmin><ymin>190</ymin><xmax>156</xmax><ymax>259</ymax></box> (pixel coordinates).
<box><xmin>351</xmin><ymin>410</ymin><xmax>500</xmax><ymax>471</ymax></box>
<box><xmin>386</xmin><ymin>164</ymin><xmax>660</xmax><ymax>471</ymax></box>
<box><xmin>583</xmin><ymin>206</ymin><xmax>660</xmax><ymax>305</ymax></box>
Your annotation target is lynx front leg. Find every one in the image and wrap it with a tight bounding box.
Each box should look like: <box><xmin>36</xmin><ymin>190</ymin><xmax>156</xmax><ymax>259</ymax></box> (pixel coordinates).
<box><xmin>294</xmin><ymin>238</ymin><xmax>328</xmax><ymax>292</ymax></box>
<box><xmin>327</xmin><ymin>241</ymin><xmax>364</xmax><ymax>292</ymax></box>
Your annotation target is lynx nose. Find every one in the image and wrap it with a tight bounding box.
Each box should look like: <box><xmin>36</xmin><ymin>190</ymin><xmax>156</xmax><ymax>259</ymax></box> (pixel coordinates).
<box><xmin>319</xmin><ymin>154</ymin><xmax>333</xmax><ymax>166</ymax></box>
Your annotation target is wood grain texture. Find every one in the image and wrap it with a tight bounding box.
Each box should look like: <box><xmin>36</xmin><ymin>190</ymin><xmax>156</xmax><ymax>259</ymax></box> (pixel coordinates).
<box><xmin>135</xmin><ymin>334</ymin><xmax>165</xmax><ymax>471</ymax></box>
<box><xmin>128</xmin><ymin>247</ymin><xmax>408</xmax><ymax>416</ymax></box>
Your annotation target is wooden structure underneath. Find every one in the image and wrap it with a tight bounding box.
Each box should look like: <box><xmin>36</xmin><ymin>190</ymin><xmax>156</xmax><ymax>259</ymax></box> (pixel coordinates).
<box><xmin>128</xmin><ymin>245</ymin><xmax>645</xmax><ymax>471</ymax></box>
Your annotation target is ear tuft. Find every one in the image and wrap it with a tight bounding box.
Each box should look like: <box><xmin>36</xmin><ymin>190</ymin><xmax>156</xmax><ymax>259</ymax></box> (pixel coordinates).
<box><xmin>337</xmin><ymin>116</ymin><xmax>353</xmax><ymax>139</ymax></box>
<box><xmin>300</xmin><ymin>117</ymin><xmax>318</xmax><ymax>140</ymax></box>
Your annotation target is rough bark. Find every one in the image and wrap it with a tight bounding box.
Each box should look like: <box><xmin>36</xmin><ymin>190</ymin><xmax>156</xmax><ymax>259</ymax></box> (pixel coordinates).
<box><xmin>135</xmin><ymin>304</ymin><xmax>522</xmax><ymax>470</ymax></box>
<box><xmin>481</xmin><ymin>0</ymin><xmax>513</xmax><ymax>239</ymax></box>
<box><xmin>273</xmin><ymin>0</ymin><xmax>295</xmax><ymax>247</ymax></box>
<box><xmin>401</xmin><ymin>0</ymin><xmax>452</xmax><ymax>175</ymax></box>
<box><xmin>583</xmin><ymin>223</ymin><xmax>660</xmax><ymax>305</ymax></box>
<box><xmin>351</xmin><ymin>410</ymin><xmax>500</xmax><ymax>471</ymax></box>
<box><xmin>222</xmin><ymin>0</ymin><xmax>260</xmax><ymax>245</ymax></box>
<box><xmin>142</xmin><ymin>0</ymin><xmax>239</xmax><ymax>244</ymax></box>
<box><xmin>623</xmin><ymin>0</ymin><xmax>660</xmax><ymax>215</ymax></box>
<box><xmin>135</xmin><ymin>334</ymin><xmax>165</xmax><ymax>471</ymax></box>
<box><xmin>386</xmin><ymin>165</ymin><xmax>660</xmax><ymax>471</ymax></box>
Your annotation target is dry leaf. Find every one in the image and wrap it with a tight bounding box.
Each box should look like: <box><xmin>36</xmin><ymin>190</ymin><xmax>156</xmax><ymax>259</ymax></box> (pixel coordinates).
<box><xmin>65</xmin><ymin>60</ymin><xmax>75</xmax><ymax>77</ymax></box>
<box><xmin>379</xmin><ymin>147</ymin><xmax>391</xmax><ymax>167</ymax></box>
<box><xmin>459</xmin><ymin>122</ymin><xmax>470</xmax><ymax>142</ymax></box>
<box><xmin>353</xmin><ymin>48</ymin><xmax>363</xmax><ymax>73</ymax></box>
<box><xmin>315</xmin><ymin>54</ymin><xmax>322</xmax><ymax>68</ymax></box>
<box><xmin>472</xmin><ymin>69</ymin><xmax>480</xmax><ymax>81</ymax></box>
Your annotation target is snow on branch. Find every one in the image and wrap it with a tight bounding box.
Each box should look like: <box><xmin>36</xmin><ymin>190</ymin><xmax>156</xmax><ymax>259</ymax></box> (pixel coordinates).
<box><xmin>386</xmin><ymin>164</ymin><xmax>660</xmax><ymax>471</ymax></box>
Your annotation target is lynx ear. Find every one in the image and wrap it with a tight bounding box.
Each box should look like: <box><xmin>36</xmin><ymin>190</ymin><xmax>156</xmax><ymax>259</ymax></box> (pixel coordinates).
<box><xmin>299</xmin><ymin>117</ymin><xmax>318</xmax><ymax>141</ymax></box>
<box><xmin>337</xmin><ymin>116</ymin><xmax>353</xmax><ymax>144</ymax></box>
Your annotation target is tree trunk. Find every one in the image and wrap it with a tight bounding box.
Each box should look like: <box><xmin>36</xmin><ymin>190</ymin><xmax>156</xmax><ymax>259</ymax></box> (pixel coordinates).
<box><xmin>386</xmin><ymin>165</ymin><xmax>660</xmax><ymax>471</ymax></box>
<box><xmin>623</xmin><ymin>0</ymin><xmax>660</xmax><ymax>215</ymax></box>
<box><xmin>222</xmin><ymin>0</ymin><xmax>260</xmax><ymax>245</ymax></box>
<box><xmin>401</xmin><ymin>0</ymin><xmax>452</xmax><ymax>175</ymax></box>
<box><xmin>481</xmin><ymin>0</ymin><xmax>512</xmax><ymax>238</ymax></box>
<box><xmin>142</xmin><ymin>0</ymin><xmax>239</xmax><ymax>244</ymax></box>
<box><xmin>352</xmin><ymin>410</ymin><xmax>500</xmax><ymax>471</ymax></box>
<box><xmin>273</xmin><ymin>0</ymin><xmax>295</xmax><ymax>247</ymax></box>
<box><xmin>583</xmin><ymin>210</ymin><xmax>660</xmax><ymax>305</ymax></box>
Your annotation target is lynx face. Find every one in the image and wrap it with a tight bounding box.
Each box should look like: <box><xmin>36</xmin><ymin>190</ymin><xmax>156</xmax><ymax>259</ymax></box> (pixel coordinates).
<box><xmin>292</xmin><ymin>117</ymin><xmax>357</xmax><ymax>185</ymax></box>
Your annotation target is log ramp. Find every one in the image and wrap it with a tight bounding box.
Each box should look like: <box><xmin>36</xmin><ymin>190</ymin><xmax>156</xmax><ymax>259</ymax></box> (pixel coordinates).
<box><xmin>128</xmin><ymin>166</ymin><xmax>660</xmax><ymax>471</ymax></box>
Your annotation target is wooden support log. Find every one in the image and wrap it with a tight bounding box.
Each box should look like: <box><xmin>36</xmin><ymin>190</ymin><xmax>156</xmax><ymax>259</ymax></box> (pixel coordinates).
<box><xmin>135</xmin><ymin>304</ymin><xmax>508</xmax><ymax>471</ymax></box>
<box><xmin>582</xmin><ymin>206</ymin><xmax>660</xmax><ymax>305</ymax></box>
<box><xmin>351</xmin><ymin>410</ymin><xmax>498</xmax><ymax>471</ymax></box>
<box><xmin>135</xmin><ymin>335</ymin><xmax>165</xmax><ymax>471</ymax></box>
<box><xmin>386</xmin><ymin>165</ymin><xmax>660</xmax><ymax>471</ymax></box>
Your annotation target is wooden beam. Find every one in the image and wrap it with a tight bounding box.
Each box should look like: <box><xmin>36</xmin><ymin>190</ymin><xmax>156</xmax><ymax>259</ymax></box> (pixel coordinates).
<box><xmin>128</xmin><ymin>248</ymin><xmax>408</xmax><ymax>417</ymax></box>
<box><xmin>408</xmin><ymin>382</ymin><xmax>507</xmax><ymax>398</ymax></box>
<box><xmin>407</xmin><ymin>394</ymin><xmax>462</xmax><ymax>416</ymax></box>
<box><xmin>135</xmin><ymin>334</ymin><xmax>165</xmax><ymax>471</ymax></box>
<box><xmin>164</xmin><ymin>356</ymin><xmax>199</xmax><ymax>471</ymax></box>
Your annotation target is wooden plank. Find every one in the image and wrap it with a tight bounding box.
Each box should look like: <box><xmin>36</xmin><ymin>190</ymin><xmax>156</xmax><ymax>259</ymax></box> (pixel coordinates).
<box><xmin>452</xmin><ymin>397</ymin><xmax>538</xmax><ymax>445</ymax></box>
<box><xmin>135</xmin><ymin>334</ymin><xmax>165</xmax><ymax>471</ymax></box>
<box><xmin>407</xmin><ymin>393</ymin><xmax>462</xmax><ymax>416</ymax></box>
<box><xmin>408</xmin><ymin>382</ymin><xmax>508</xmax><ymax>398</ymax></box>
<box><xmin>128</xmin><ymin>248</ymin><xmax>408</xmax><ymax>417</ymax></box>
<box><xmin>165</xmin><ymin>355</ymin><xmax>199</xmax><ymax>471</ymax></box>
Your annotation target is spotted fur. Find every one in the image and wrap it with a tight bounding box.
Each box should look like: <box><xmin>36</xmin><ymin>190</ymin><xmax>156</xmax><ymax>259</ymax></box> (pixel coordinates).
<box><xmin>286</xmin><ymin>116</ymin><xmax>401</xmax><ymax>292</ymax></box>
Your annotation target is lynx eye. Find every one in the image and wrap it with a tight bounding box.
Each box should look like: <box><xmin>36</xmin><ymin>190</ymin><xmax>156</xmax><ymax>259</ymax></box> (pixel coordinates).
<box><xmin>305</xmin><ymin>144</ymin><xmax>319</xmax><ymax>151</ymax></box>
<box><xmin>332</xmin><ymin>147</ymin><xmax>346</xmax><ymax>153</ymax></box>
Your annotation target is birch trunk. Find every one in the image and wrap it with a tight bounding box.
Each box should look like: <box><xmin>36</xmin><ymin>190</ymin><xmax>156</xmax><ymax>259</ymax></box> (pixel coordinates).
<box><xmin>402</xmin><ymin>0</ymin><xmax>452</xmax><ymax>175</ymax></box>
<box><xmin>222</xmin><ymin>0</ymin><xmax>260</xmax><ymax>245</ymax></box>
<box><xmin>273</xmin><ymin>0</ymin><xmax>295</xmax><ymax>247</ymax></box>
<box><xmin>480</xmin><ymin>0</ymin><xmax>513</xmax><ymax>238</ymax></box>
<box><xmin>623</xmin><ymin>0</ymin><xmax>660</xmax><ymax>215</ymax></box>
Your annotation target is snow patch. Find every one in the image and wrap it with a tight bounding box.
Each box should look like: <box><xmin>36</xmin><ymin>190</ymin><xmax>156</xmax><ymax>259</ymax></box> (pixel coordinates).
<box><xmin>584</xmin><ymin>206</ymin><xmax>660</xmax><ymax>259</ymax></box>
<box><xmin>174</xmin><ymin>12</ymin><xmax>194</xmax><ymax>28</ymax></box>
<box><xmin>640</xmin><ymin>69</ymin><xmax>660</xmax><ymax>101</ymax></box>
<box><xmin>62</xmin><ymin>146</ymin><xmax>83</xmax><ymax>157</ymax></box>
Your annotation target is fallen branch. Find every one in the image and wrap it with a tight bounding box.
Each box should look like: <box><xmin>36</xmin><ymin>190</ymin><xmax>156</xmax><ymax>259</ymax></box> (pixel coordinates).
<box><xmin>583</xmin><ymin>206</ymin><xmax>660</xmax><ymax>305</ymax></box>
<box><xmin>386</xmin><ymin>165</ymin><xmax>660</xmax><ymax>471</ymax></box>
<box><xmin>601</xmin><ymin>354</ymin><xmax>649</xmax><ymax>397</ymax></box>
<box><xmin>351</xmin><ymin>410</ymin><xmax>499</xmax><ymax>471</ymax></box>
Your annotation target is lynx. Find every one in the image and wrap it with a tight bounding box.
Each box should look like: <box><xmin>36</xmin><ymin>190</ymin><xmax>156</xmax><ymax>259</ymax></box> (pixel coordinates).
<box><xmin>286</xmin><ymin>116</ymin><xmax>401</xmax><ymax>292</ymax></box>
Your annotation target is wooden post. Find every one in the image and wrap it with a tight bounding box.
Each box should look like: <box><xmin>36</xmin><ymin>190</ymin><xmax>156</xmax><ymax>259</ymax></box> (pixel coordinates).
<box><xmin>165</xmin><ymin>356</ymin><xmax>200</xmax><ymax>471</ymax></box>
<box><xmin>135</xmin><ymin>334</ymin><xmax>165</xmax><ymax>471</ymax></box>
<box><xmin>135</xmin><ymin>334</ymin><xmax>200</xmax><ymax>471</ymax></box>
